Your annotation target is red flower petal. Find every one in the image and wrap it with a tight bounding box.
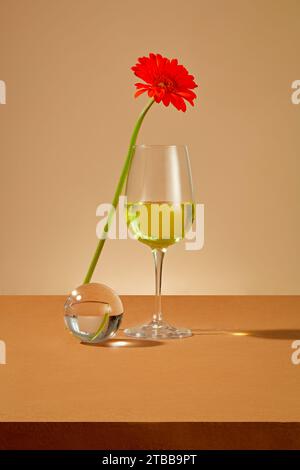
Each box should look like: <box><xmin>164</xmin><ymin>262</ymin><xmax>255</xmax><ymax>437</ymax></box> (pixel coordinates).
<box><xmin>170</xmin><ymin>93</ymin><xmax>187</xmax><ymax>112</ymax></box>
<box><xmin>134</xmin><ymin>89</ymin><xmax>147</xmax><ymax>98</ymax></box>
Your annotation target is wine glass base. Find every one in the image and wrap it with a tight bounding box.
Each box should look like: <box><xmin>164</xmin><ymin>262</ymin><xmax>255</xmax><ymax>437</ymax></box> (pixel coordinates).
<box><xmin>124</xmin><ymin>320</ymin><xmax>192</xmax><ymax>340</ymax></box>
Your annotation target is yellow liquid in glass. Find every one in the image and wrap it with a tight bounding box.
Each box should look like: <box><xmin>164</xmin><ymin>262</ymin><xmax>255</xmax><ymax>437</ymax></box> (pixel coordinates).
<box><xmin>126</xmin><ymin>201</ymin><xmax>194</xmax><ymax>250</ymax></box>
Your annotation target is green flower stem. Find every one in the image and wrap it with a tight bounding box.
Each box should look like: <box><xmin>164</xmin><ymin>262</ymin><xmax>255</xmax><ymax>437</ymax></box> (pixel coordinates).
<box><xmin>90</xmin><ymin>312</ymin><xmax>109</xmax><ymax>341</ymax></box>
<box><xmin>83</xmin><ymin>98</ymin><xmax>155</xmax><ymax>284</ymax></box>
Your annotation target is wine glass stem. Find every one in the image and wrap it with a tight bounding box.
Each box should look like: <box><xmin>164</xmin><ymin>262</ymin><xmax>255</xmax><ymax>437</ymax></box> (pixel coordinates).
<box><xmin>152</xmin><ymin>248</ymin><xmax>166</xmax><ymax>323</ymax></box>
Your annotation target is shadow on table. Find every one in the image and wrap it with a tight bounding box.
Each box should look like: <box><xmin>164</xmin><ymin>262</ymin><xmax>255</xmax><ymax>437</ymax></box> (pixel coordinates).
<box><xmin>192</xmin><ymin>329</ymin><xmax>300</xmax><ymax>340</ymax></box>
<box><xmin>81</xmin><ymin>338</ymin><xmax>164</xmax><ymax>348</ymax></box>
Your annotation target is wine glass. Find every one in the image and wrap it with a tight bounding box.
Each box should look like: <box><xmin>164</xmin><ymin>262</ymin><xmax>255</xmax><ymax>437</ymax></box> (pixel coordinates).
<box><xmin>124</xmin><ymin>144</ymin><xmax>194</xmax><ymax>339</ymax></box>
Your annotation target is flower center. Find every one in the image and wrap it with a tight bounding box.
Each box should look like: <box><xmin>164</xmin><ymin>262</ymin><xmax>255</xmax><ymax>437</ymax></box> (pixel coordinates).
<box><xmin>157</xmin><ymin>78</ymin><xmax>174</xmax><ymax>90</ymax></box>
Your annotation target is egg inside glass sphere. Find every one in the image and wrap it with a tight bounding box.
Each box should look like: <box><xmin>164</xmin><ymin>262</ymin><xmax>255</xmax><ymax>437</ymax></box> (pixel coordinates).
<box><xmin>64</xmin><ymin>283</ymin><xmax>123</xmax><ymax>343</ymax></box>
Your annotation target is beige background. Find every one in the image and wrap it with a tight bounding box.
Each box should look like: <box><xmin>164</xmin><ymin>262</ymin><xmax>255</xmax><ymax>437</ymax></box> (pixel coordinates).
<box><xmin>0</xmin><ymin>0</ymin><xmax>299</xmax><ymax>295</ymax></box>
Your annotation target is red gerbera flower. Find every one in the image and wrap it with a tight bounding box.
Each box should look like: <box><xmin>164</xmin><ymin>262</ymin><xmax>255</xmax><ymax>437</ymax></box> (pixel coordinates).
<box><xmin>132</xmin><ymin>53</ymin><xmax>198</xmax><ymax>112</ymax></box>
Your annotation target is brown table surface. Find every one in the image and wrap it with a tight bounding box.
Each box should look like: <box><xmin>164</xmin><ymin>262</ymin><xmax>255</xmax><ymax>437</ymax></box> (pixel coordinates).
<box><xmin>0</xmin><ymin>295</ymin><xmax>300</xmax><ymax>449</ymax></box>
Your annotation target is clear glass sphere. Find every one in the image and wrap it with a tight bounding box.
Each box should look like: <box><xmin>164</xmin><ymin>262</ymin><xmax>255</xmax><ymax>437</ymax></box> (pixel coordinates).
<box><xmin>64</xmin><ymin>283</ymin><xmax>123</xmax><ymax>344</ymax></box>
